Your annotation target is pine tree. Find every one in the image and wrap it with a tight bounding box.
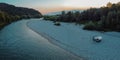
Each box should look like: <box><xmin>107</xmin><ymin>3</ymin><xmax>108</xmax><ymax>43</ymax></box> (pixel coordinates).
<box><xmin>107</xmin><ymin>2</ymin><xmax>112</xmax><ymax>7</ymax></box>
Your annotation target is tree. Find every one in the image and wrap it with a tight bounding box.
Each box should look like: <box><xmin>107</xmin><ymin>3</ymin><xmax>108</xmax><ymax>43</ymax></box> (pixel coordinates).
<box><xmin>61</xmin><ymin>11</ymin><xmax>66</xmax><ymax>21</ymax></box>
<box><xmin>107</xmin><ymin>2</ymin><xmax>112</xmax><ymax>7</ymax></box>
<box><xmin>83</xmin><ymin>21</ymin><xmax>96</xmax><ymax>30</ymax></box>
<box><xmin>100</xmin><ymin>16</ymin><xmax>106</xmax><ymax>28</ymax></box>
<box><xmin>116</xmin><ymin>11</ymin><xmax>120</xmax><ymax>30</ymax></box>
<box><xmin>66</xmin><ymin>11</ymin><xmax>75</xmax><ymax>22</ymax></box>
<box><xmin>0</xmin><ymin>11</ymin><xmax>6</xmax><ymax>22</ymax></box>
<box><xmin>61</xmin><ymin>11</ymin><xmax>65</xmax><ymax>16</ymax></box>
<box><xmin>74</xmin><ymin>11</ymin><xmax>80</xmax><ymax>22</ymax></box>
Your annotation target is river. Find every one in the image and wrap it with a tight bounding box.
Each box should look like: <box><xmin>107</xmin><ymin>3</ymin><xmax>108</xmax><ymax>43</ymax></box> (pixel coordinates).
<box><xmin>0</xmin><ymin>19</ymin><xmax>82</xmax><ymax>60</ymax></box>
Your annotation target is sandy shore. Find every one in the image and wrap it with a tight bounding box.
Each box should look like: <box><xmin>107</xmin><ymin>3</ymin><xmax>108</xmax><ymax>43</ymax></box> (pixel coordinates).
<box><xmin>26</xmin><ymin>21</ymin><xmax>85</xmax><ymax>60</ymax></box>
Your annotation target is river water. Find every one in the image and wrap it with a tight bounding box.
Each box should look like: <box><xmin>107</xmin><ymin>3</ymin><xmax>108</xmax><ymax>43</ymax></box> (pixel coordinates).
<box><xmin>0</xmin><ymin>19</ymin><xmax>82</xmax><ymax>60</ymax></box>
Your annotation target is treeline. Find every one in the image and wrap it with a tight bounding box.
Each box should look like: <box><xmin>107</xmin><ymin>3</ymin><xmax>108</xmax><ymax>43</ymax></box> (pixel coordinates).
<box><xmin>82</xmin><ymin>2</ymin><xmax>120</xmax><ymax>31</ymax></box>
<box><xmin>0</xmin><ymin>3</ymin><xmax>42</xmax><ymax>29</ymax></box>
<box><xmin>46</xmin><ymin>2</ymin><xmax>120</xmax><ymax>31</ymax></box>
<box><xmin>43</xmin><ymin>15</ymin><xmax>58</xmax><ymax>21</ymax></box>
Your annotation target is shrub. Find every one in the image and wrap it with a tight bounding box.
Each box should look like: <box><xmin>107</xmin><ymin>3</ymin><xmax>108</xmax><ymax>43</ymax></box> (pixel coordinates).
<box><xmin>83</xmin><ymin>21</ymin><xmax>96</xmax><ymax>30</ymax></box>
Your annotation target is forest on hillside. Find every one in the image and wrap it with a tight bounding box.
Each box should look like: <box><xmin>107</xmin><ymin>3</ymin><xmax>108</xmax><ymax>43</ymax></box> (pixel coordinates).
<box><xmin>0</xmin><ymin>3</ymin><xmax>42</xmax><ymax>29</ymax></box>
<box><xmin>44</xmin><ymin>2</ymin><xmax>120</xmax><ymax>32</ymax></box>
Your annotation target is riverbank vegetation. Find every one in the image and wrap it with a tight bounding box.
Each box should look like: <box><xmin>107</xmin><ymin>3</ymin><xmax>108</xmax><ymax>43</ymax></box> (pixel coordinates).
<box><xmin>43</xmin><ymin>15</ymin><xmax>58</xmax><ymax>21</ymax></box>
<box><xmin>43</xmin><ymin>2</ymin><xmax>120</xmax><ymax>32</ymax></box>
<box><xmin>0</xmin><ymin>3</ymin><xmax>42</xmax><ymax>29</ymax></box>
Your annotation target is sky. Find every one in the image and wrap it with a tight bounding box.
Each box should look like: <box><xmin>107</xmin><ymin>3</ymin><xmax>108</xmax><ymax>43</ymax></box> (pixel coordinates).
<box><xmin>0</xmin><ymin>0</ymin><xmax>119</xmax><ymax>14</ymax></box>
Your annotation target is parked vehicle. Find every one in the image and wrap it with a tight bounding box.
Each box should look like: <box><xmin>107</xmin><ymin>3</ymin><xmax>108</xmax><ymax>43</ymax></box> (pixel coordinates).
<box><xmin>93</xmin><ymin>36</ymin><xmax>102</xmax><ymax>42</ymax></box>
<box><xmin>54</xmin><ymin>22</ymin><xmax>61</xmax><ymax>26</ymax></box>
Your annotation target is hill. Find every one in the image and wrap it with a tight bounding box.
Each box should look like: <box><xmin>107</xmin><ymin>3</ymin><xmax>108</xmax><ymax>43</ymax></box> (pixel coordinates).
<box><xmin>45</xmin><ymin>10</ymin><xmax>83</xmax><ymax>15</ymax></box>
<box><xmin>0</xmin><ymin>3</ymin><xmax>42</xmax><ymax>18</ymax></box>
<box><xmin>0</xmin><ymin>3</ymin><xmax>42</xmax><ymax>29</ymax></box>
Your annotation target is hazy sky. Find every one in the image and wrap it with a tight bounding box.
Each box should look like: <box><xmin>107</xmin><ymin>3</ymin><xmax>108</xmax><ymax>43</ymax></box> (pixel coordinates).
<box><xmin>0</xmin><ymin>0</ymin><xmax>119</xmax><ymax>14</ymax></box>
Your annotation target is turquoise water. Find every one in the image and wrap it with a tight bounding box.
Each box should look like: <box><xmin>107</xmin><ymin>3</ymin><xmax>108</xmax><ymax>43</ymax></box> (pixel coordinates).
<box><xmin>0</xmin><ymin>19</ymin><xmax>82</xmax><ymax>60</ymax></box>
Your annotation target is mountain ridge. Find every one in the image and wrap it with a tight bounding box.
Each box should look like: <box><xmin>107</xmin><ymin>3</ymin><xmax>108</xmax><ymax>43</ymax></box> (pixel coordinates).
<box><xmin>0</xmin><ymin>3</ymin><xmax>42</xmax><ymax>29</ymax></box>
<box><xmin>0</xmin><ymin>3</ymin><xmax>42</xmax><ymax>17</ymax></box>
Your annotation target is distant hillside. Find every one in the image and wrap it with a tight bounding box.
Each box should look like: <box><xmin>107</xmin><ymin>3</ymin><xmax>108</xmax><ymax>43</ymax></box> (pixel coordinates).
<box><xmin>0</xmin><ymin>3</ymin><xmax>42</xmax><ymax>18</ymax></box>
<box><xmin>45</xmin><ymin>10</ymin><xmax>83</xmax><ymax>15</ymax></box>
<box><xmin>0</xmin><ymin>3</ymin><xmax>42</xmax><ymax>29</ymax></box>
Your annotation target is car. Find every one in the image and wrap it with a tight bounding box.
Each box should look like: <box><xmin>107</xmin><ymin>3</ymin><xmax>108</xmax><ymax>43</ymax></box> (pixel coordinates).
<box><xmin>54</xmin><ymin>22</ymin><xmax>61</xmax><ymax>26</ymax></box>
<box><xmin>93</xmin><ymin>36</ymin><xmax>102</xmax><ymax>42</ymax></box>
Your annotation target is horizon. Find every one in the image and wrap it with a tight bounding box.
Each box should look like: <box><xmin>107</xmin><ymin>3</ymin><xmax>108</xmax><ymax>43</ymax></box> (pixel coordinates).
<box><xmin>0</xmin><ymin>0</ymin><xmax>119</xmax><ymax>14</ymax></box>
